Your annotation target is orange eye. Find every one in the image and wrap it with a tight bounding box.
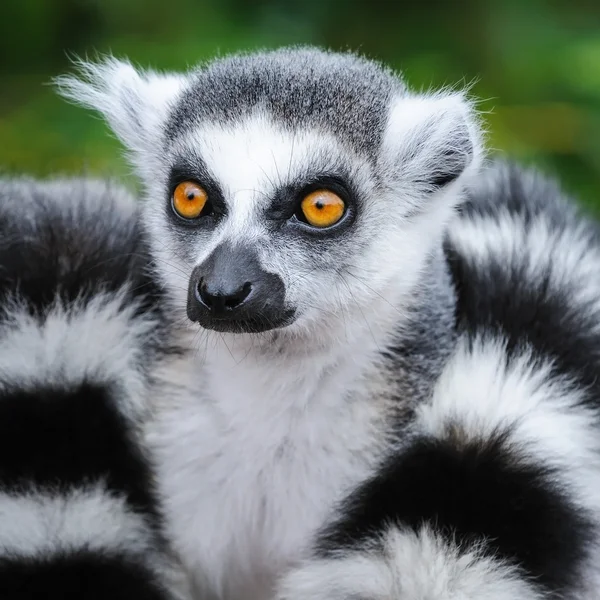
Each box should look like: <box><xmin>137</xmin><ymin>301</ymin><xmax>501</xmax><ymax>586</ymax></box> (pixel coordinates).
<box><xmin>300</xmin><ymin>190</ymin><xmax>346</xmax><ymax>228</ymax></box>
<box><xmin>172</xmin><ymin>181</ymin><xmax>208</xmax><ymax>219</ymax></box>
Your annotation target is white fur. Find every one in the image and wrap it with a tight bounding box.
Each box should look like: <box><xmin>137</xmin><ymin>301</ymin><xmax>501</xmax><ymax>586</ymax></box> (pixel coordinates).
<box><xmin>55</xmin><ymin>58</ymin><xmax>185</xmax><ymax>172</ymax></box>
<box><xmin>278</xmin><ymin>526</ymin><xmax>543</xmax><ymax>600</ymax></box>
<box><xmin>382</xmin><ymin>92</ymin><xmax>484</xmax><ymax>204</ymax></box>
<box><xmin>149</xmin><ymin>315</ymin><xmax>400</xmax><ymax>600</ymax></box>
<box><xmin>0</xmin><ymin>293</ymin><xmax>156</xmax><ymax>421</ymax></box>
<box><xmin>0</xmin><ymin>483</ymin><xmax>152</xmax><ymax>558</ymax></box>
<box><xmin>175</xmin><ymin>116</ymin><xmax>361</xmax><ymax>230</ymax></box>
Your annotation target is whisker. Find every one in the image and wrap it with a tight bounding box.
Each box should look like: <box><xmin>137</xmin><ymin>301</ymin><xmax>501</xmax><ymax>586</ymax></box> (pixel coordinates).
<box><xmin>337</xmin><ymin>273</ymin><xmax>380</xmax><ymax>352</ymax></box>
<box><xmin>339</xmin><ymin>268</ymin><xmax>407</xmax><ymax>319</ymax></box>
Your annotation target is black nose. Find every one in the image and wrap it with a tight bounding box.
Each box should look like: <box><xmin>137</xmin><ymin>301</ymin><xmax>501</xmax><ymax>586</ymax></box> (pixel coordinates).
<box><xmin>196</xmin><ymin>279</ymin><xmax>252</xmax><ymax>313</ymax></box>
<box><xmin>186</xmin><ymin>242</ymin><xmax>295</xmax><ymax>333</ymax></box>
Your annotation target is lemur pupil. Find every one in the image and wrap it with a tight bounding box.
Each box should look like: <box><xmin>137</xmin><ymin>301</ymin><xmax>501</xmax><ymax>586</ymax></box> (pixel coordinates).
<box><xmin>316</xmin><ymin>201</ymin><xmax>324</xmax><ymax>209</ymax></box>
<box><xmin>187</xmin><ymin>193</ymin><xmax>195</xmax><ymax>201</ymax></box>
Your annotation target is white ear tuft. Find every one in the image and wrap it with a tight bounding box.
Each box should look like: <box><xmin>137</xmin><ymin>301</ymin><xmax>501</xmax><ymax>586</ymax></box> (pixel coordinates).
<box><xmin>381</xmin><ymin>91</ymin><xmax>484</xmax><ymax>194</ymax></box>
<box><xmin>55</xmin><ymin>57</ymin><xmax>185</xmax><ymax>155</ymax></box>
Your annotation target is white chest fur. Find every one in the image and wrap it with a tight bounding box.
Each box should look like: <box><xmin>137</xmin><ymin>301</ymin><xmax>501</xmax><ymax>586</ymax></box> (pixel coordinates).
<box><xmin>149</xmin><ymin>333</ymin><xmax>391</xmax><ymax>600</ymax></box>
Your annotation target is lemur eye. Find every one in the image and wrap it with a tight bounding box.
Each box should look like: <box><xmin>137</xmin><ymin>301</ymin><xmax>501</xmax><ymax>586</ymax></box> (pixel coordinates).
<box><xmin>172</xmin><ymin>181</ymin><xmax>208</xmax><ymax>220</ymax></box>
<box><xmin>299</xmin><ymin>190</ymin><xmax>346</xmax><ymax>228</ymax></box>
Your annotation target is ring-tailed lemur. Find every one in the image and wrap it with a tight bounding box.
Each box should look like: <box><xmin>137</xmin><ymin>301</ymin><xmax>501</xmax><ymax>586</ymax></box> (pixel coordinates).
<box><xmin>57</xmin><ymin>47</ymin><xmax>600</xmax><ymax>599</ymax></box>
<box><xmin>0</xmin><ymin>178</ymin><xmax>192</xmax><ymax>599</ymax></box>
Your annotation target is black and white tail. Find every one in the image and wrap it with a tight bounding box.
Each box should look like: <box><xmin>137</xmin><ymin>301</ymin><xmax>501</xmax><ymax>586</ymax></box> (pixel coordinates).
<box><xmin>0</xmin><ymin>177</ymin><xmax>191</xmax><ymax>600</ymax></box>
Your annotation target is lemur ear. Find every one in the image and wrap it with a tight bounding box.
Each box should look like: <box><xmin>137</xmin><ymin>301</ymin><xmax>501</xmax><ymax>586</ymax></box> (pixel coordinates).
<box><xmin>55</xmin><ymin>57</ymin><xmax>185</xmax><ymax>156</ymax></box>
<box><xmin>381</xmin><ymin>91</ymin><xmax>483</xmax><ymax>194</ymax></box>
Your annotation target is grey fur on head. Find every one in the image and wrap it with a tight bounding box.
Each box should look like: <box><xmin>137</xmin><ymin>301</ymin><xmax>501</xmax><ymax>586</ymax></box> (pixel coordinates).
<box><xmin>165</xmin><ymin>48</ymin><xmax>404</xmax><ymax>154</ymax></box>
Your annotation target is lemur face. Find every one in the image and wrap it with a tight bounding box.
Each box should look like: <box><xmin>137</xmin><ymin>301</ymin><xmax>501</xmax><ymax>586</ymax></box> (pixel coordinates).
<box><xmin>160</xmin><ymin>115</ymin><xmax>383</xmax><ymax>334</ymax></box>
<box><xmin>57</xmin><ymin>48</ymin><xmax>482</xmax><ymax>339</ymax></box>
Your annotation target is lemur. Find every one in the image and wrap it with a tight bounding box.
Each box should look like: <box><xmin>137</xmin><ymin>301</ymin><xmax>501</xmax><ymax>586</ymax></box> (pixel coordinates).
<box><xmin>55</xmin><ymin>47</ymin><xmax>600</xmax><ymax>599</ymax></box>
<box><xmin>0</xmin><ymin>178</ymin><xmax>192</xmax><ymax>599</ymax></box>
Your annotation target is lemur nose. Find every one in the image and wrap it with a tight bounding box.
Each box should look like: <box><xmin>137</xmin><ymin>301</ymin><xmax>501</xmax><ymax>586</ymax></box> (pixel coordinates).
<box><xmin>196</xmin><ymin>279</ymin><xmax>253</xmax><ymax>313</ymax></box>
<box><xmin>187</xmin><ymin>242</ymin><xmax>293</xmax><ymax>333</ymax></box>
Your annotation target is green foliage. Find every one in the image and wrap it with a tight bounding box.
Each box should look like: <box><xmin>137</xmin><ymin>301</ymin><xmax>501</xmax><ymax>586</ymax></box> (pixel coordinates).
<box><xmin>1</xmin><ymin>0</ymin><xmax>599</xmax><ymax>208</ymax></box>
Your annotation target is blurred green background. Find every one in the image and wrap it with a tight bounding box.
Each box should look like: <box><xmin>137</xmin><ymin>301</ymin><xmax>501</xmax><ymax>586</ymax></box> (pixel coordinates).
<box><xmin>1</xmin><ymin>0</ymin><xmax>600</xmax><ymax>208</ymax></box>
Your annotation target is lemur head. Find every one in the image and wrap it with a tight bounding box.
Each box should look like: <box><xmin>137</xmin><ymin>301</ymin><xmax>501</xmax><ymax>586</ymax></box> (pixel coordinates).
<box><xmin>57</xmin><ymin>47</ymin><xmax>483</xmax><ymax>345</ymax></box>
